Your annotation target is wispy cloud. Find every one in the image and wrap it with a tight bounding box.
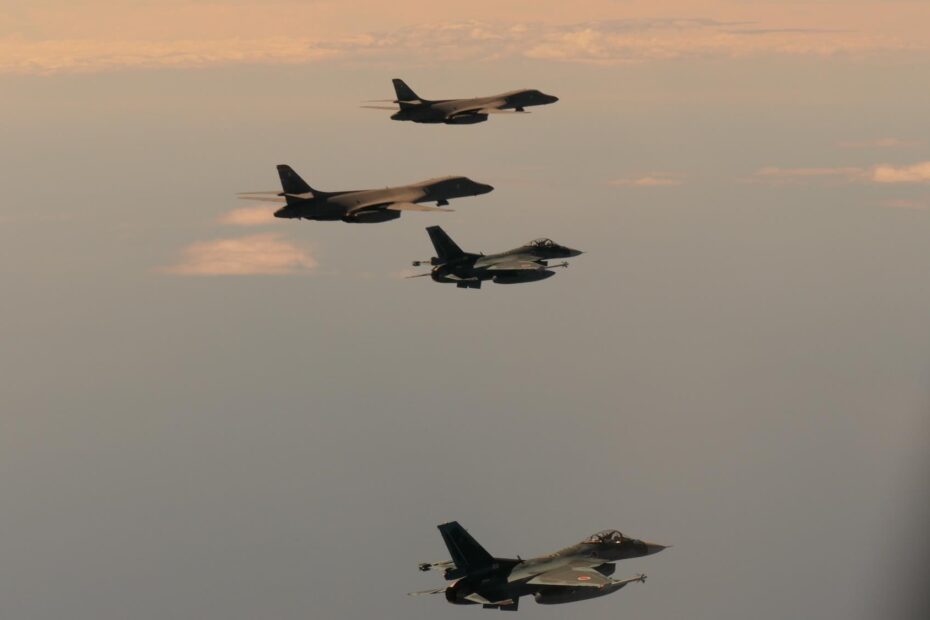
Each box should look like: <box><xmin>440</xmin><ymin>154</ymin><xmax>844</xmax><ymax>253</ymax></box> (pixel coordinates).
<box><xmin>219</xmin><ymin>206</ymin><xmax>278</xmax><ymax>227</ymax></box>
<box><xmin>162</xmin><ymin>233</ymin><xmax>317</xmax><ymax>276</ymax></box>
<box><xmin>871</xmin><ymin>162</ymin><xmax>930</xmax><ymax>184</ymax></box>
<box><xmin>2</xmin><ymin>16</ymin><xmax>924</xmax><ymax>75</ymax></box>
<box><xmin>0</xmin><ymin>37</ymin><xmax>339</xmax><ymax>74</ymax></box>
<box><xmin>609</xmin><ymin>173</ymin><xmax>684</xmax><ymax>187</ymax></box>
<box><xmin>751</xmin><ymin>166</ymin><xmax>864</xmax><ymax>184</ymax></box>
<box><xmin>751</xmin><ymin>162</ymin><xmax>930</xmax><ymax>185</ymax></box>
<box><xmin>881</xmin><ymin>198</ymin><xmax>930</xmax><ymax>210</ymax></box>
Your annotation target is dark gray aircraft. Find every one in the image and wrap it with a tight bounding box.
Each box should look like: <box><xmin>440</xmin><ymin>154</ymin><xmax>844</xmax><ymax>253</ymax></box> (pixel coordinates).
<box><xmin>408</xmin><ymin>226</ymin><xmax>582</xmax><ymax>288</ymax></box>
<box><xmin>362</xmin><ymin>79</ymin><xmax>558</xmax><ymax>124</ymax></box>
<box><xmin>411</xmin><ymin>523</ymin><xmax>666</xmax><ymax>611</ymax></box>
<box><xmin>238</xmin><ymin>165</ymin><xmax>493</xmax><ymax>223</ymax></box>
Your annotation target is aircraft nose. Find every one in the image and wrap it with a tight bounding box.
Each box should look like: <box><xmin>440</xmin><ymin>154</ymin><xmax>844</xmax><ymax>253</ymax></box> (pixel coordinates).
<box><xmin>274</xmin><ymin>207</ymin><xmax>288</xmax><ymax>218</ymax></box>
<box><xmin>476</xmin><ymin>183</ymin><xmax>494</xmax><ymax>195</ymax></box>
<box><xmin>642</xmin><ymin>542</ymin><xmax>668</xmax><ymax>556</ymax></box>
<box><xmin>566</xmin><ymin>247</ymin><xmax>583</xmax><ymax>257</ymax></box>
<box><xmin>548</xmin><ymin>95</ymin><xmax>559</xmax><ymax>103</ymax></box>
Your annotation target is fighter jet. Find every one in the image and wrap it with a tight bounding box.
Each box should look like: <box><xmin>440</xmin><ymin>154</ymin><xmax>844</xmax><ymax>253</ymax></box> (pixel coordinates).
<box><xmin>411</xmin><ymin>523</ymin><xmax>666</xmax><ymax>611</ymax></box>
<box><xmin>238</xmin><ymin>165</ymin><xmax>493</xmax><ymax>223</ymax></box>
<box><xmin>408</xmin><ymin>226</ymin><xmax>582</xmax><ymax>288</ymax></box>
<box><xmin>362</xmin><ymin>79</ymin><xmax>558</xmax><ymax>124</ymax></box>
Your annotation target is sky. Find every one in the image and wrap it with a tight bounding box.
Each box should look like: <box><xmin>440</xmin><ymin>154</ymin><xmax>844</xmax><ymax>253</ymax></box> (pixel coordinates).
<box><xmin>1</xmin><ymin>1</ymin><xmax>929</xmax><ymax>619</ymax></box>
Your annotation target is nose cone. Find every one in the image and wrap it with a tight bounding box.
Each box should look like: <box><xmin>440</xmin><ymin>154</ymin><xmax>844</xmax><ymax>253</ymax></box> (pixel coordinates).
<box><xmin>642</xmin><ymin>542</ymin><xmax>668</xmax><ymax>556</ymax></box>
<box><xmin>475</xmin><ymin>182</ymin><xmax>494</xmax><ymax>195</ymax></box>
<box><xmin>274</xmin><ymin>207</ymin><xmax>288</xmax><ymax>218</ymax></box>
<box><xmin>566</xmin><ymin>247</ymin><xmax>583</xmax><ymax>257</ymax></box>
<box><xmin>547</xmin><ymin>94</ymin><xmax>559</xmax><ymax>104</ymax></box>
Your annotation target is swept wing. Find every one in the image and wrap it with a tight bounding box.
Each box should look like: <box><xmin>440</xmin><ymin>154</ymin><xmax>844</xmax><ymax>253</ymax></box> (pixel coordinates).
<box><xmin>526</xmin><ymin>565</ymin><xmax>613</xmax><ymax>588</ymax></box>
<box><xmin>484</xmin><ymin>260</ymin><xmax>548</xmax><ymax>271</ymax></box>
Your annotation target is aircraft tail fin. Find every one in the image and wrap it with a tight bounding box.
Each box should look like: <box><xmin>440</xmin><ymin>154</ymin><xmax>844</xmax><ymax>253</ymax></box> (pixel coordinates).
<box><xmin>393</xmin><ymin>78</ymin><xmax>425</xmax><ymax>106</ymax></box>
<box><xmin>426</xmin><ymin>226</ymin><xmax>466</xmax><ymax>262</ymax></box>
<box><xmin>276</xmin><ymin>165</ymin><xmax>318</xmax><ymax>204</ymax></box>
<box><xmin>438</xmin><ymin>522</ymin><xmax>494</xmax><ymax>573</ymax></box>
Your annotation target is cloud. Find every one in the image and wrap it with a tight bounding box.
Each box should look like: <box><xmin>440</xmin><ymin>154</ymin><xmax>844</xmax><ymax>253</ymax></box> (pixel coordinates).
<box><xmin>751</xmin><ymin>161</ymin><xmax>930</xmax><ymax>185</ymax></box>
<box><xmin>519</xmin><ymin>19</ymin><xmax>904</xmax><ymax>64</ymax></box>
<box><xmin>870</xmin><ymin>162</ymin><xmax>930</xmax><ymax>184</ymax></box>
<box><xmin>751</xmin><ymin>166</ymin><xmax>865</xmax><ymax>184</ymax></box>
<box><xmin>219</xmin><ymin>206</ymin><xmax>278</xmax><ymax>227</ymax></box>
<box><xmin>0</xmin><ymin>37</ymin><xmax>339</xmax><ymax>74</ymax></box>
<box><xmin>881</xmin><ymin>198</ymin><xmax>930</xmax><ymax>210</ymax></box>
<box><xmin>2</xmin><ymin>16</ymin><xmax>925</xmax><ymax>75</ymax></box>
<box><xmin>162</xmin><ymin>233</ymin><xmax>317</xmax><ymax>275</ymax></box>
<box><xmin>609</xmin><ymin>174</ymin><xmax>683</xmax><ymax>187</ymax></box>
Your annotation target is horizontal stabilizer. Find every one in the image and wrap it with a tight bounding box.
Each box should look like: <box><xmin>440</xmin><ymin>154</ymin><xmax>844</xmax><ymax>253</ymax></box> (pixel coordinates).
<box><xmin>419</xmin><ymin>560</ymin><xmax>455</xmax><ymax>572</ymax></box>
<box><xmin>237</xmin><ymin>195</ymin><xmax>286</xmax><ymax>203</ymax></box>
<box><xmin>407</xmin><ymin>587</ymin><xmax>446</xmax><ymax>597</ymax></box>
<box><xmin>386</xmin><ymin>202</ymin><xmax>453</xmax><ymax>212</ymax></box>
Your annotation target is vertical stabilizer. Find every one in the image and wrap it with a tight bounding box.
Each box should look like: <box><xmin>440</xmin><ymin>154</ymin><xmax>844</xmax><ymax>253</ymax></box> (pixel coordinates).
<box><xmin>426</xmin><ymin>226</ymin><xmax>466</xmax><ymax>262</ymax></box>
<box><xmin>276</xmin><ymin>165</ymin><xmax>318</xmax><ymax>204</ymax></box>
<box><xmin>393</xmin><ymin>78</ymin><xmax>425</xmax><ymax>106</ymax></box>
<box><xmin>276</xmin><ymin>164</ymin><xmax>315</xmax><ymax>193</ymax></box>
<box><xmin>438</xmin><ymin>522</ymin><xmax>494</xmax><ymax>573</ymax></box>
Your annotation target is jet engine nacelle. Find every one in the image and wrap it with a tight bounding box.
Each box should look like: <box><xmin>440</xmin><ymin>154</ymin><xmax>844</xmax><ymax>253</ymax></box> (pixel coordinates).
<box><xmin>445</xmin><ymin>114</ymin><xmax>489</xmax><ymax>125</ymax></box>
<box><xmin>492</xmin><ymin>270</ymin><xmax>555</xmax><ymax>284</ymax></box>
<box><xmin>534</xmin><ymin>587</ymin><xmax>611</xmax><ymax>605</ymax></box>
<box><xmin>444</xmin><ymin>579</ymin><xmax>479</xmax><ymax>605</ymax></box>
<box><xmin>344</xmin><ymin>209</ymin><xmax>401</xmax><ymax>223</ymax></box>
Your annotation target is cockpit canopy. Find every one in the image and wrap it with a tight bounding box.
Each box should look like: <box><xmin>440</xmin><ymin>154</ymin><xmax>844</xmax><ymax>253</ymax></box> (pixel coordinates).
<box><xmin>528</xmin><ymin>238</ymin><xmax>557</xmax><ymax>248</ymax></box>
<box><xmin>583</xmin><ymin>530</ymin><xmax>625</xmax><ymax>544</ymax></box>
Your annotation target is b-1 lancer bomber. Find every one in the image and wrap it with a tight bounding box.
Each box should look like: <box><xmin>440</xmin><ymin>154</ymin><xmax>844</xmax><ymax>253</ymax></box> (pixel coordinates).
<box><xmin>408</xmin><ymin>226</ymin><xmax>582</xmax><ymax>288</ymax></box>
<box><xmin>238</xmin><ymin>165</ymin><xmax>493</xmax><ymax>224</ymax></box>
<box><xmin>362</xmin><ymin>79</ymin><xmax>558</xmax><ymax>125</ymax></box>
<box><xmin>411</xmin><ymin>522</ymin><xmax>666</xmax><ymax>611</ymax></box>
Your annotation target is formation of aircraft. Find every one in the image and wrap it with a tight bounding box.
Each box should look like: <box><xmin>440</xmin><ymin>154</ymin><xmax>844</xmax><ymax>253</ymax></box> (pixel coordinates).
<box><xmin>238</xmin><ymin>165</ymin><xmax>493</xmax><ymax>223</ymax></box>
<box><xmin>362</xmin><ymin>79</ymin><xmax>559</xmax><ymax>124</ymax></box>
<box><xmin>408</xmin><ymin>225</ymin><xmax>582</xmax><ymax>288</ymax></box>
<box><xmin>410</xmin><ymin>522</ymin><xmax>666</xmax><ymax>611</ymax></box>
<box><xmin>232</xmin><ymin>79</ymin><xmax>665</xmax><ymax>611</ymax></box>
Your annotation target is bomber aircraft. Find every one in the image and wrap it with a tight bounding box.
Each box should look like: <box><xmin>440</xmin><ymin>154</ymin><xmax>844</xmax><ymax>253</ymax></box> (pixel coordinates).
<box><xmin>362</xmin><ymin>79</ymin><xmax>558</xmax><ymax>124</ymax></box>
<box><xmin>408</xmin><ymin>226</ymin><xmax>582</xmax><ymax>288</ymax></box>
<box><xmin>411</xmin><ymin>522</ymin><xmax>666</xmax><ymax>611</ymax></box>
<box><xmin>238</xmin><ymin>165</ymin><xmax>493</xmax><ymax>224</ymax></box>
